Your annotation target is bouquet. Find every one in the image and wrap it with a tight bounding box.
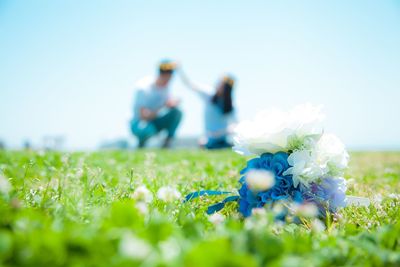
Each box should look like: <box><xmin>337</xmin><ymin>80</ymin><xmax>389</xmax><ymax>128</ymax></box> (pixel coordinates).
<box><xmin>186</xmin><ymin>104</ymin><xmax>355</xmax><ymax>220</ymax></box>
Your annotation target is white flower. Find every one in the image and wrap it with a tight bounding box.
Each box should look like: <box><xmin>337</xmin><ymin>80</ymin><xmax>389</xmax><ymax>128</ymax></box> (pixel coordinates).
<box><xmin>292</xmin><ymin>203</ymin><xmax>319</xmax><ymax>218</ymax></box>
<box><xmin>245</xmin><ymin>170</ymin><xmax>275</xmax><ymax>191</ymax></box>
<box><xmin>159</xmin><ymin>238</ymin><xmax>181</xmax><ymax>262</ymax></box>
<box><xmin>284</xmin><ymin>149</ymin><xmax>324</xmax><ymax>187</ymax></box>
<box><xmin>119</xmin><ymin>232</ymin><xmax>152</xmax><ymax>260</ymax></box>
<box><xmin>157</xmin><ymin>186</ymin><xmax>181</xmax><ymax>202</ymax></box>
<box><xmin>251</xmin><ymin>207</ymin><xmax>267</xmax><ymax>217</ymax></box>
<box><xmin>0</xmin><ymin>175</ymin><xmax>11</xmax><ymax>195</ymax></box>
<box><xmin>388</xmin><ymin>193</ymin><xmax>400</xmax><ymax>200</ymax></box>
<box><xmin>346</xmin><ymin>196</ymin><xmax>370</xmax><ymax>207</ymax></box>
<box><xmin>284</xmin><ymin>133</ymin><xmax>349</xmax><ymax>187</ymax></box>
<box><xmin>61</xmin><ymin>154</ymin><xmax>70</xmax><ymax>165</ymax></box>
<box><xmin>311</xmin><ymin>219</ymin><xmax>326</xmax><ymax>233</ymax></box>
<box><xmin>272</xmin><ymin>202</ymin><xmax>286</xmax><ymax>215</ymax></box>
<box><xmin>75</xmin><ymin>168</ymin><xmax>84</xmax><ymax>178</ymax></box>
<box><xmin>208</xmin><ymin>213</ymin><xmax>225</xmax><ymax>225</ymax></box>
<box><xmin>135</xmin><ymin>202</ymin><xmax>149</xmax><ymax>215</ymax></box>
<box><xmin>131</xmin><ymin>185</ymin><xmax>153</xmax><ymax>203</ymax></box>
<box><xmin>315</xmin><ymin>134</ymin><xmax>349</xmax><ymax>176</ymax></box>
<box><xmin>233</xmin><ymin>104</ymin><xmax>324</xmax><ymax>155</ymax></box>
<box><xmin>372</xmin><ymin>194</ymin><xmax>383</xmax><ymax>205</ymax></box>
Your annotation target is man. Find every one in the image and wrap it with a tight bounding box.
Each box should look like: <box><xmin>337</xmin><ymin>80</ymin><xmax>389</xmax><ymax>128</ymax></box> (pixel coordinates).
<box><xmin>130</xmin><ymin>60</ymin><xmax>182</xmax><ymax>148</ymax></box>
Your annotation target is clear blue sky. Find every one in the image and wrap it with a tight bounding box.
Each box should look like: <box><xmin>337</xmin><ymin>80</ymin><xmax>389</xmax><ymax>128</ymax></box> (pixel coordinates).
<box><xmin>1</xmin><ymin>0</ymin><xmax>399</xmax><ymax>149</ymax></box>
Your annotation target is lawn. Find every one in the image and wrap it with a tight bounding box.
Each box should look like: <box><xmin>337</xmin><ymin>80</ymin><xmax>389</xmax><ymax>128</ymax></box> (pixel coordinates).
<box><xmin>0</xmin><ymin>150</ymin><xmax>399</xmax><ymax>267</ymax></box>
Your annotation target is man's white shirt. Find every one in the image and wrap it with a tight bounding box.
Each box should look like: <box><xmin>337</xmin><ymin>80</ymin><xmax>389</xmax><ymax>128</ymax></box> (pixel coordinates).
<box><xmin>133</xmin><ymin>76</ymin><xmax>171</xmax><ymax>120</ymax></box>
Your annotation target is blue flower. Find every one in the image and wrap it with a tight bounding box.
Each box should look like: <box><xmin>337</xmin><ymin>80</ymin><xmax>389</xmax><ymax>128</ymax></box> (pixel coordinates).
<box><xmin>300</xmin><ymin>177</ymin><xmax>347</xmax><ymax>213</ymax></box>
<box><xmin>238</xmin><ymin>152</ymin><xmax>298</xmax><ymax>217</ymax></box>
<box><xmin>236</xmin><ymin>152</ymin><xmax>347</xmax><ymax>218</ymax></box>
<box><xmin>238</xmin><ymin>184</ymin><xmax>253</xmax><ymax>217</ymax></box>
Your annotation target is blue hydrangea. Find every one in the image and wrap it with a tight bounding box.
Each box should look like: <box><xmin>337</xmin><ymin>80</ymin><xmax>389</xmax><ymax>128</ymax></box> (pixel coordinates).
<box><xmin>238</xmin><ymin>152</ymin><xmax>302</xmax><ymax>217</ymax></box>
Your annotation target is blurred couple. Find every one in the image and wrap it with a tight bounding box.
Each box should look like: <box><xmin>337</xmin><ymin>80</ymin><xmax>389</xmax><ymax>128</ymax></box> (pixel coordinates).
<box><xmin>130</xmin><ymin>60</ymin><xmax>237</xmax><ymax>149</ymax></box>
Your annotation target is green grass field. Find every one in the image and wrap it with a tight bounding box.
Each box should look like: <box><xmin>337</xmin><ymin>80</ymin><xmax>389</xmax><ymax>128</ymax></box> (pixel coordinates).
<box><xmin>0</xmin><ymin>150</ymin><xmax>399</xmax><ymax>267</ymax></box>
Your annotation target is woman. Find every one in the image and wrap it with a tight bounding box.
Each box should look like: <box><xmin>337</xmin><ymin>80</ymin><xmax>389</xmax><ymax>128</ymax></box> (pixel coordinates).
<box><xmin>180</xmin><ymin>69</ymin><xmax>237</xmax><ymax>149</ymax></box>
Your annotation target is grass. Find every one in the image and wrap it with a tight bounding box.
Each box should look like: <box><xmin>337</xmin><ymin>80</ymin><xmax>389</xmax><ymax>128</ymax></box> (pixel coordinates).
<box><xmin>0</xmin><ymin>150</ymin><xmax>399</xmax><ymax>267</ymax></box>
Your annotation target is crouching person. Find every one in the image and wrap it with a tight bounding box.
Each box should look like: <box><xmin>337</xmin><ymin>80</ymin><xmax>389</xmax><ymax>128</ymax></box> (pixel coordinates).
<box><xmin>130</xmin><ymin>60</ymin><xmax>182</xmax><ymax>148</ymax></box>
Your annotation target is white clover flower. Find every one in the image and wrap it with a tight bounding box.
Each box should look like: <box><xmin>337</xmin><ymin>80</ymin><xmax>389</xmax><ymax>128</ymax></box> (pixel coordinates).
<box><xmin>372</xmin><ymin>194</ymin><xmax>383</xmax><ymax>205</ymax></box>
<box><xmin>75</xmin><ymin>168</ymin><xmax>84</xmax><ymax>178</ymax></box>
<box><xmin>119</xmin><ymin>232</ymin><xmax>152</xmax><ymax>260</ymax></box>
<box><xmin>284</xmin><ymin>133</ymin><xmax>349</xmax><ymax>187</ymax></box>
<box><xmin>272</xmin><ymin>202</ymin><xmax>286</xmax><ymax>215</ymax></box>
<box><xmin>159</xmin><ymin>238</ymin><xmax>181</xmax><ymax>262</ymax></box>
<box><xmin>292</xmin><ymin>203</ymin><xmax>319</xmax><ymax>218</ymax></box>
<box><xmin>61</xmin><ymin>154</ymin><xmax>70</xmax><ymax>165</ymax></box>
<box><xmin>388</xmin><ymin>193</ymin><xmax>400</xmax><ymax>200</ymax></box>
<box><xmin>233</xmin><ymin>104</ymin><xmax>324</xmax><ymax>155</ymax></box>
<box><xmin>251</xmin><ymin>207</ymin><xmax>267</xmax><ymax>217</ymax></box>
<box><xmin>0</xmin><ymin>175</ymin><xmax>11</xmax><ymax>195</ymax></box>
<box><xmin>135</xmin><ymin>202</ymin><xmax>149</xmax><ymax>215</ymax></box>
<box><xmin>311</xmin><ymin>219</ymin><xmax>326</xmax><ymax>233</ymax></box>
<box><xmin>208</xmin><ymin>213</ymin><xmax>225</xmax><ymax>225</ymax></box>
<box><xmin>157</xmin><ymin>186</ymin><xmax>182</xmax><ymax>202</ymax></box>
<box><xmin>346</xmin><ymin>196</ymin><xmax>370</xmax><ymax>207</ymax></box>
<box><xmin>244</xmin><ymin>209</ymin><xmax>269</xmax><ymax>230</ymax></box>
<box><xmin>131</xmin><ymin>185</ymin><xmax>153</xmax><ymax>203</ymax></box>
<box><xmin>245</xmin><ymin>170</ymin><xmax>275</xmax><ymax>191</ymax></box>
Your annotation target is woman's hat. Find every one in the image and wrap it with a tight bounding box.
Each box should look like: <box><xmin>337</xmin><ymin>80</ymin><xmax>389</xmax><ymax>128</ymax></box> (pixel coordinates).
<box><xmin>222</xmin><ymin>75</ymin><xmax>235</xmax><ymax>87</ymax></box>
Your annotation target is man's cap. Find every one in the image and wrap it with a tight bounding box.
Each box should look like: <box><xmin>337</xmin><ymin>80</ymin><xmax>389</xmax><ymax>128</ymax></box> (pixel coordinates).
<box><xmin>159</xmin><ymin>60</ymin><xmax>177</xmax><ymax>72</ymax></box>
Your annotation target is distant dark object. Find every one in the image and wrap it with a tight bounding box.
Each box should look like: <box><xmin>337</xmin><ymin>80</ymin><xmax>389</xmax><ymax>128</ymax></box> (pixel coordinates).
<box><xmin>203</xmin><ymin>138</ymin><xmax>232</xmax><ymax>150</ymax></box>
<box><xmin>42</xmin><ymin>136</ymin><xmax>65</xmax><ymax>150</ymax></box>
<box><xmin>0</xmin><ymin>140</ymin><xmax>5</xmax><ymax>150</ymax></box>
<box><xmin>23</xmin><ymin>140</ymin><xmax>32</xmax><ymax>150</ymax></box>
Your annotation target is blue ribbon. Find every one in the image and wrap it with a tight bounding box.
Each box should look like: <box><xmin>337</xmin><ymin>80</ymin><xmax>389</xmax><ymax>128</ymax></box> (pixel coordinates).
<box><xmin>207</xmin><ymin>195</ymin><xmax>240</xmax><ymax>214</ymax></box>
<box><xmin>184</xmin><ymin>190</ymin><xmax>232</xmax><ymax>202</ymax></box>
<box><xmin>184</xmin><ymin>190</ymin><xmax>240</xmax><ymax>214</ymax></box>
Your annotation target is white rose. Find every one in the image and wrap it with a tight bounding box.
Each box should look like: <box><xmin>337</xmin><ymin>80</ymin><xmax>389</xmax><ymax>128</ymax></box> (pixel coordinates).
<box><xmin>233</xmin><ymin>104</ymin><xmax>324</xmax><ymax>155</ymax></box>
